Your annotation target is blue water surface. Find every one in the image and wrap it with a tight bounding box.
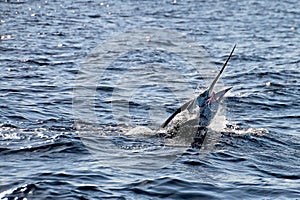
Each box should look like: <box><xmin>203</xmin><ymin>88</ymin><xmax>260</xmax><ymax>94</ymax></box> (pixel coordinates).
<box><xmin>0</xmin><ymin>0</ymin><xmax>299</xmax><ymax>199</ymax></box>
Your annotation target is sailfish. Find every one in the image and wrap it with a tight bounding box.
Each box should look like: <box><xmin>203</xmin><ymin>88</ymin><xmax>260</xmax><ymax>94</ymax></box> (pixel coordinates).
<box><xmin>158</xmin><ymin>45</ymin><xmax>236</xmax><ymax>148</ymax></box>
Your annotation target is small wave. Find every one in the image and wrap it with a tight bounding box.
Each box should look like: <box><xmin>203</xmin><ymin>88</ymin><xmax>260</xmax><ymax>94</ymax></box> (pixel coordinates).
<box><xmin>0</xmin><ymin>183</ymin><xmax>38</xmax><ymax>200</ymax></box>
<box><xmin>128</xmin><ymin>176</ymin><xmax>219</xmax><ymax>199</ymax></box>
<box><xmin>0</xmin><ymin>127</ymin><xmax>85</xmax><ymax>155</ymax></box>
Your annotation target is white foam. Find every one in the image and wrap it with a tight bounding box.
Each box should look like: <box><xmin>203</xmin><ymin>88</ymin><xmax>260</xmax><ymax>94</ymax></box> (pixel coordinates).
<box><xmin>124</xmin><ymin>126</ymin><xmax>155</xmax><ymax>137</ymax></box>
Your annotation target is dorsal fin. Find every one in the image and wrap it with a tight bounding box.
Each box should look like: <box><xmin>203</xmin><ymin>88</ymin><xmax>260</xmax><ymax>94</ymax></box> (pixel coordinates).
<box><xmin>160</xmin><ymin>100</ymin><xmax>192</xmax><ymax>128</ymax></box>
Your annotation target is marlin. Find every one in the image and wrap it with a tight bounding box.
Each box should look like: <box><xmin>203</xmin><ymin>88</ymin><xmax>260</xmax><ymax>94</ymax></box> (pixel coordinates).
<box><xmin>158</xmin><ymin>45</ymin><xmax>236</xmax><ymax>148</ymax></box>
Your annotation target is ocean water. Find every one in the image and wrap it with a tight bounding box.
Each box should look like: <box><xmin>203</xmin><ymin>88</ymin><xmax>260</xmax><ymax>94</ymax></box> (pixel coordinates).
<box><xmin>0</xmin><ymin>0</ymin><xmax>299</xmax><ymax>199</ymax></box>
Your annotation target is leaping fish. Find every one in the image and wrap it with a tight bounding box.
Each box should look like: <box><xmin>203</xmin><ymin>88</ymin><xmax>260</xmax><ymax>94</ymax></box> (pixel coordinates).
<box><xmin>159</xmin><ymin>45</ymin><xmax>236</xmax><ymax>148</ymax></box>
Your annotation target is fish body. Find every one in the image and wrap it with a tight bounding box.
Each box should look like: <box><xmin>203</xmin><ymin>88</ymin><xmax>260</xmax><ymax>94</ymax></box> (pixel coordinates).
<box><xmin>158</xmin><ymin>45</ymin><xmax>236</xmax><ymax>148</ymax></box>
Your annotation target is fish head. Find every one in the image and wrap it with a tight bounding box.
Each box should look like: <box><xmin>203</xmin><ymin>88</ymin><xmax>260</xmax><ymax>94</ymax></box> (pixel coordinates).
<box><xmin>196</xmin><ymin>86</ymin><xmax>232</xmax><ymax>111</ymax></box>
<box><xmin>197</xmin><ymin>87</ymin><xmax>231</xmax><ymax>127</ymax></box>
<box><xmin>197</xmin><ymin>87</ymin><xmax>232</xmax><ymax>112</ymax></box>
<box><xmin>206</xmin><ymin>87</ymin><xmax>232</xmax><ymax>111</ymax></box>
